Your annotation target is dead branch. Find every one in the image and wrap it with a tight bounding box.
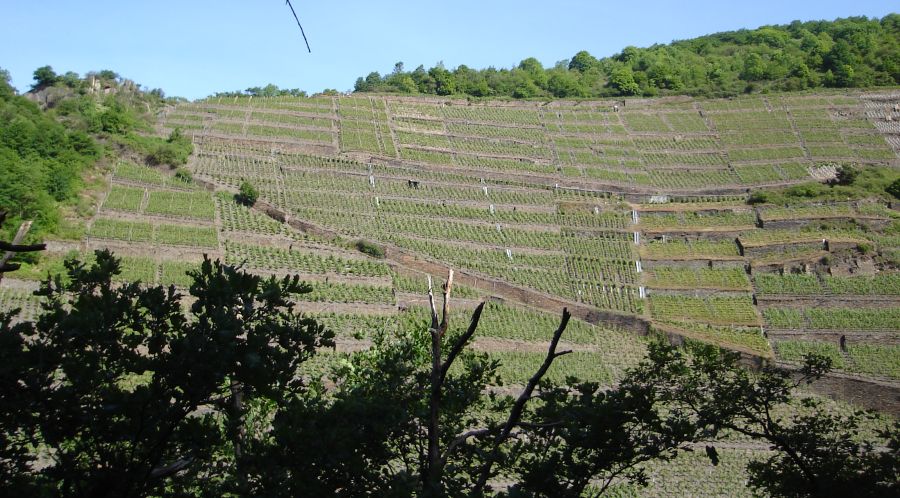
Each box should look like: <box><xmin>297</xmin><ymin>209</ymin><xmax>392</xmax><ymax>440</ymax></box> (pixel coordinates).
<box><xmin>0</xmin><ymin>263</ymin><xmax>21</xmax><ymax>272</ymax></box>
<box><xmin>427</xmin><ymin>275</ymin><xmax>439</xmax><ymax>330</ymax></box>
<box><xmin>0</xmin><ymin>217</ymin><xmax>45</xmax><ymax>283</ymax></box>
<box><xmin>440</xmin><ymin>302</ymin><xmax>485</xmax><ymax>385</ymax></box>
<box><xmin>438</xmin><ymin>269</ymin><xmax>453</xmax><ymax>335</ymax></box>
<box><xmin>473</xmin><ymin>307</ymin><xmax>572</xmax><ymax>494</ymax></box>
<box><xmin>445</xmin><ymin>427</ymin><xmax>494</xmax><ymax>455</ymax></box>
<box><xmin>425</xmin><ymin>269</ymin><xmax>453</xmax><ymax>495</ymax></box>
<box><xmin>0</xmin><ymin>241</ymin><xmax>47</xmax><ymax>253</ymax></box>
<box><xmin>150</xmin><ymin>456</ymin><xmax>194</xmax><ymax>479</ymax></box>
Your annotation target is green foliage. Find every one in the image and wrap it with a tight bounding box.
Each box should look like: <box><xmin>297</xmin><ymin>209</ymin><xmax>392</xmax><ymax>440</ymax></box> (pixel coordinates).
<box><xmin>640</xmin><ymin>343</ymin><xmax>900</xmax><ymax>498</ymax></box>
<box><xmin>830</xmin><ymin>164</ymin><xmax>859</xmax><ymax>186</ymax></box>
<box><xmin>351</xmin><ymin>15</ymin><xmax>900</xmax><ymax>98</ymax></box>
<box><xmin>174</xmin><ymin>167</ymin><xmax>193</xmax><ymax>183</ymax></box>
<box><xmin>212</xmin><ymin>83</ymin><xmax>308</xmax><ymax>98</ymax></box>
<box><xmin>1</xmin><ymin>64</ymin><xmax>190</xmax><ymax>243</ymax></box>
<box><xmin>609</xmin><ymin>66</ymin><xmax>641</xmax><ymax>95</ymax></box>
<box><xmin>355</xmin><ymin>238</ymin><xmax>385</xmax><ymax>258</ymax></box>
<box><xmin>747</xmin><ymin>191</ymin><xmax>770</xmax><ymax>204</ymax></box>
<box><xmin>1</xmin><ymin>250</ymin><xmax>333</xmax><ymax>496</ymax></box>
<box><xmin>144</xmin><ymin>128</ymin><xmax>193</xmax><ymax>166</ymax></box>
<box><xmin>256</xmin><ymin>313</ymin><xmax>702</xmax><ymax>497</ymax></box>
<box><xmin>236</xmin><ymin>180</ymin><xmax>259</xmax><ymax>206</ymax></box>
<box><xmin>748</xmin><ymin>165</ymin><xmax>900</xmax><ymax>205</ymax></box>
<box><xmin>31</xmin><ymin>65</ymin><xmax>58</xmax><ymax>90</ymax></box>
<box><xmin>2</xmin><ymin>257</ymin><xmax>896</xmax><ymax>496</ymax></box>
<box><xmin>886</xmin><ymin>178</ymin><xmax>900</xmax><ymax>199</ymax></box>
<box><xmin>0</xmin><ymin>73</ymin><xmax>100</xmax><ymax>238</ymax></box>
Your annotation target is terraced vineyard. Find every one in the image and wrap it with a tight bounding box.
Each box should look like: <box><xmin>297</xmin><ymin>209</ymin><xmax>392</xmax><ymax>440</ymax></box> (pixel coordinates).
<box><xmin>160</xmin><ymin>90</ymin><xmax>900</xmax><ymax>380</ymax></box>
<box><xmin>2</xmin><ymin>90</ymin><xmax>898</xmax><ymax>497</ymax></box>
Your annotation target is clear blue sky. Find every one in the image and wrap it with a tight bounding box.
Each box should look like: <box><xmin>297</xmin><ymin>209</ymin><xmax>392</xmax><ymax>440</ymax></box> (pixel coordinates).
<box><xmin>1</xmin><ymin>1</ymin><xmax>895</xmax><ymax>100</ymax></box>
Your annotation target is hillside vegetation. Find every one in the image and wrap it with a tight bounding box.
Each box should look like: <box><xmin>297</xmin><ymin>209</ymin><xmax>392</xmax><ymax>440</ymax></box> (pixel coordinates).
<box><xmin>161</xmin><ymin>89</ymin><xmax>900</xmax><ymax>369</ymax></box>
<box><xmin>352</xmin><ymin>15</ymin><xmax>900</xmax><ymax>98</ymax></box>
<box><xmin>1</xmin><ymin>17</ymin><xmax>899</xmax><ymax>495</ymax></box>
<box><xmin>0</xmin><ymin>67</ymin><xmax>192</xmax><ymax>242</ymax></box>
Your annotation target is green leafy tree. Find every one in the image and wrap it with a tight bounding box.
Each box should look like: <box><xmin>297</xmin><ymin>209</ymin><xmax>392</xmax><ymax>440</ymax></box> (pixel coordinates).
<box><xmin>641</xmin><ymin>343</ymin><xmax>900</xmax><ymax>498</ymax></box>
<box><xmin>236</xmin><ymin>181</ymin><xmax>259</xmax><ymax>206</ymax></box>
<box><xmin>257</xmin><ymin>281</ymin><xmax>726</xmax><ymax>497</ymax></box>
<box><xmin>504</xmin><ymin>347</ymin><xmax>710</xmax><ymax>496</ymax></box>
<box><xmin>429</xmin><ymin>66</ymin><xmax>456</xmax><ymax>96</ymax></box>
<box><xmin>96</xmin><ymin>69</ymin><xmax>120</xmax><ymax>81</ymax></box>
<box><xmin>6</xmin><ymin>251</ymin><xmax>333</xmax><ymax>497</ymax></box>
<box><xmin>31</xmin><ymin>65</ymin><xmax>59</xmax><ymax>90</ymax></box>
<box><xmin>98</xmin><ymin>97</ymin><xmax>135</xmax><ymax>134</ymax></box>
<box><xmin>568</xmin><ymin>50</ymin><xmax>599</xmax><ymax>72</ymax></box>
<box><xmin>831</xmin><ymin>164</ymin><xmax>859</xmax><ymax>186</ymax></box>
<box><xmin>608</xmin><ymin>66</ymin><xmax>640</xmax><ymax>95</ymax></box>
<box><xmin>547</xmin><ymin>69</ymin><xmax>585</xmax><ymax>98</ymax></box>
<box><xmin>350</xmin><ymin>15</ymin><xmax>900</xmax><ymax>99</ymax></box>
<box><xmin>741</xmin><ymin>53</ymin><xmax>768</xmax><ymax>80</ymax></box>
<box><xmin>0</xmin><ymin>75</ymin><xmax>99</xmax><ymax>236</ymax></box>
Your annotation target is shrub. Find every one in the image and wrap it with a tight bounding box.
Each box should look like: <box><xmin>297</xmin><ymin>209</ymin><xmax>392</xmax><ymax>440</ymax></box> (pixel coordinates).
<box><xmin>830</xmin><ymin>164</ymin><xmax>858</xmax><ymax>186</ymax></box>
<box><xmin>747</xmin><ymin>191</ymin><xmax>769</xmax><ymax>205</ymax></box>
<box><xmin>355</xmin><ymin>239</ymin><xmax>385</xmax><ymax>258</ymax></box>
<box><xmin>887</xmin><ymin>178</ymin><xmax>900</xmax><ymax>200</ymax></box>
<box><xmin>236</xmin><ymin>181</ymin><xmax>259</xmax><ymax>206</ymax></box>
<box><xmin>148</xmin><ymin>143</ymin><xmax>182</xmax><ymax>165</ymax></box>
<box><xmin>174</xmin><ymin>167</ymin><xmax>192</xmax><ymax>183</ymax></box>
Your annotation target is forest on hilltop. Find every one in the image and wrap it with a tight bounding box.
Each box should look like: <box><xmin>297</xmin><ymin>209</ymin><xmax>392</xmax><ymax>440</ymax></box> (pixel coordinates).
<box><xmin>352</xmin><ymin>15</ymin><xmax>900</xmax><ymax>99</ymax></box>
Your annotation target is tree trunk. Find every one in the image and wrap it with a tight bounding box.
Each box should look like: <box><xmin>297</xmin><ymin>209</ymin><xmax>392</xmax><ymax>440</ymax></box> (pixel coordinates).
<box><xmin>425</xmin><ymin>327</ymin><xmax>442</xmax><ymax>497</ymax></box>
<box><xmin>229</xmin><ymin>379</ymin><xmax>248</xmax><ymax>492</ymax></box>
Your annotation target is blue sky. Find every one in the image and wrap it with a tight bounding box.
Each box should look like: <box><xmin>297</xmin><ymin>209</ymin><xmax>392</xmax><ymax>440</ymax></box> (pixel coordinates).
<box><xmin>1</xmin><ymin>1</ymin><xmax>895</xmax><ymax>100</ymax></box>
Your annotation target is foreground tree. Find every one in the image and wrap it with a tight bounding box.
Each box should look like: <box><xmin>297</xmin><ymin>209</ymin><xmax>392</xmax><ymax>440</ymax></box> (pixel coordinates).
<box><xmin>3</xmin><ymin>262</ymin><xmax>897</xmax><ymax>496</ymax></box>
<box><xmin>7</xmin><ymin>250</ymin><xmax>333</xmax><ymax>497</ymax></box>
<box><xmin>643</xmin><ymin>343</ymin><xmax>900</xmax><ymax>498</ymax></box>
<box><xmin>0</xmin><ymin>211</ymin><xmax>46</xmax><ymax>495</ymax></box>
<box><xmin>258</xmin><ymin>273</ymin><xmax>722</xmax><ymax>497</ymax></box>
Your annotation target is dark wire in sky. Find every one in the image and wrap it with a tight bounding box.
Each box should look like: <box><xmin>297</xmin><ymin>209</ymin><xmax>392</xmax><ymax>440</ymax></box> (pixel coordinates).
<box><xmin>285</xmin><ymin>0</ymin><xmax>311</xmax><ymax>53</ymax></box>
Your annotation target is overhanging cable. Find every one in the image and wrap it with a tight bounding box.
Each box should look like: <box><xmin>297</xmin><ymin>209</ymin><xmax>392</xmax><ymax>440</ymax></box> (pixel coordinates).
<box><xmin>285</xmin><ymin>0</ymin><xmax>311</xmax><ymax>53</ymax></box>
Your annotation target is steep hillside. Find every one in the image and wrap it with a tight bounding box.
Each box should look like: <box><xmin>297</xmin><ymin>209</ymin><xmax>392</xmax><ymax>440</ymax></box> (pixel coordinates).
<box><xmin>2</xmin><ymin>81</ymin><xmax>898</xmax><ymax>496</ymax></box>
<box><xmin>153</xmin><ymin>90</ymin><xmax>900</xmax><ymax>400</ymax></box>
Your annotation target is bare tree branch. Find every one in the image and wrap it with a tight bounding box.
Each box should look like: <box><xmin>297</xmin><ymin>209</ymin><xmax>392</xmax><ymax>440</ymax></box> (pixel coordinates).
<box><xmin>0</xmin><ymin>241</ymin><xmax>47</xmax><ymax>253</ymax></box>
<box><xmin>473</xmin><ymin>307</ymin><xmax>572</xmax><ymax>494</ymax></box>
<box><xmin>445</xmin><ymin>428</ymin><xmax>494</xmax><ymax>455</ymax></box>
<box><xmin>424</xmin><ymin>270</ymin><xmax>451</xmax><ymax>495</ymax></box>
<box><xmin>440</xmin><ymin>301</ymin><xmax>485</xmax><ymax>385</ymax></box>
<box><xmin>149</xmin><ymin>456</ymin><xmax>194</xmax><ymax>479</ymax></box>
<box><xmin>438</xmin><ymin>269</ymin><xmax>453</xmax><ymax>335</ymax></box>
<box><xmin>0</xmin><ymin>218</ymin><xmax>45</xmax><ymax>283</ymax></box>
<box><xmin>427</xmin><ymin>275</ymin><xmax>439</xmax><ymax>331</ymax></box>
<box><xmin>0</xmin><ymin>263</ymin><xmax>21</xmax><ymax>272</ymax></box>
